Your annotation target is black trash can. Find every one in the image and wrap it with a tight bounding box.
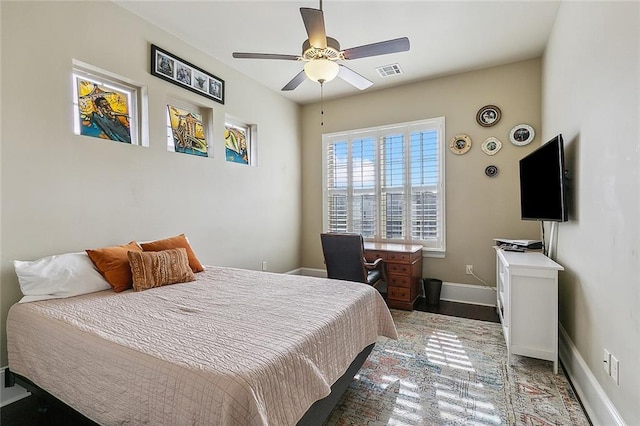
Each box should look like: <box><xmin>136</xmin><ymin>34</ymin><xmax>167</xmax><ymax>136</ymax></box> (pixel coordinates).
<box><xmin>424</xmin><ymin>278</ymin><xmax>442</xmax><ymax>305</ymax></box>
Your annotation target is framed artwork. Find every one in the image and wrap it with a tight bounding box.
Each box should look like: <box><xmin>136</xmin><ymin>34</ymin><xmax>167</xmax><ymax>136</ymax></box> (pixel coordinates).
<box><xmin>481</xmin><ymin>137</ymin><xmax>502</xmax><ymax>155</ymax></box>
<box><xmin>485</xmin><ymin>165</ymin><xmax>499</xmax><ymax>177</ymax></box>
<box><xmin>509</xmin><ymin>124</ymin><xmax>535</xmax><ymax>146</ymax></box>
<box><xmin>476</xmin><ymin>105</ymin><xmax>501</xmax><ymax>127</ymax></box>
<box><xmin>449</xmin><ymin>133</ymin><xmax>471</xmax><ymax>155</ymax></box>
<box><xmin>151</xmin><ymin>44</ymin><xmax>224</xmax><ymax>104</ymax></box>
<box><xmin>75</xmin><ymin>76</ymin><xmax>133</xmax><ymax>144</ymax></box>
<box><xmin>225</xmin><ymin>124</ymin><xmax>249</xmax><ymax>165</ymax></box>
<box><xmin>167</xmin><ymin>104</ymin><xmax>208</xmax><ymax>157</ymax></box>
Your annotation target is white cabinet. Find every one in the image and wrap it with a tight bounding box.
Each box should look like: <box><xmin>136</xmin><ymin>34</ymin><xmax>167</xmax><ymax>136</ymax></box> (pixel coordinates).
<box><xmin>495</xmin><ymin>248</ymin><xmax>564</xmax><ymax>373</ymax></box>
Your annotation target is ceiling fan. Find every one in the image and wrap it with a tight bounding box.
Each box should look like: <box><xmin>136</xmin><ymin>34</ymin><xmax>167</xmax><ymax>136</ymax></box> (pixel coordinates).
<box><xmin>232</xmin><ymin>1</ymin><xmax>410</xmax><ymax>92</ymax></box>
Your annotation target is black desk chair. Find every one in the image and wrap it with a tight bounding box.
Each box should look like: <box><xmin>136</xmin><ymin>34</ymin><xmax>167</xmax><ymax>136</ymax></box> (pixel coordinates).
<box><xmin>320</xmin><ymin>233</ymin><xmax>384</xmax><ymax>288</ymax></box>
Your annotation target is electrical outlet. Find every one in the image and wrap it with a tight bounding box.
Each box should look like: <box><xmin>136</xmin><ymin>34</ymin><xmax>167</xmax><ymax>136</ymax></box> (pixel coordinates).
<box><xmin>261</xmin><ymin>261</ymin><xmax>267</xmax><ymax>271</ymax></box>
<box><xmin>611</xmin><ymin>355</ymin><xmax>619</xmax><ymax>385</ymax></box>
<box><xmin>465</xmin><ymin>265</ymin><xmax>473</xmax><ymax>275</ymax></box>
<box><xmin>603</xmin><ymin>349</ymin><xmax>611</xmax><ymax>374</ymax></box>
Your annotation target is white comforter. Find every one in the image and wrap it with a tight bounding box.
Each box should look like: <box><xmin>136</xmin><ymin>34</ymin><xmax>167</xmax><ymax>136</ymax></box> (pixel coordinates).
<box><xmin>7</xmin><ymin>267</ymin><xmax>397</xmax><ymax>425</ymax></box>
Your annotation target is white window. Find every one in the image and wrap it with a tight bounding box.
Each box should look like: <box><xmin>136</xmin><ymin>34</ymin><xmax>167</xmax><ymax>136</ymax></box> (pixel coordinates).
<box><xmin>323</xmin><ymin>118</ymin><xmax>445</xmax><ymax>252</ymax></box>
<box><xmin>165</xmin><ymin>98</ymin><xmax>213</xmax><ymax>158</ymax></box>
<box><xmin>72</xmin><ymin>60</ymin><xmax>147</xmax><ymax>147</ymax></box>
<box><xmin>225</xmin><ymin>116</ymin><xmax>257</xmax><ymax>166</ymax></box>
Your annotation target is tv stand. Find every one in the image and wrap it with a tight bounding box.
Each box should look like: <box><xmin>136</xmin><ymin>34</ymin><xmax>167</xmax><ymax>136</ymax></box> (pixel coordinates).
<box><xmin>495</xmin><ymin>248</ymin><xmax>564</xmax><ymax>373</ymax></box>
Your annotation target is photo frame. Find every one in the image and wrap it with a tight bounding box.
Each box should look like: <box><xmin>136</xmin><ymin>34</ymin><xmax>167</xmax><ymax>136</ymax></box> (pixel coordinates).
<box><xmin>476</xmin><ymin>105</ymin><xmax>501</xmax><ymax>127</ymax></box>
<box><xmin>509</xmin><ymin>123</ymin><xmax>535</xmax><ymax>146</ymax></box>
<box><xmin>151</xmin><ymin>44</ymin><xmax>224</xmax><ymax>104</ymax></box>
<box><xmin>481</xmin><ymin>137</ymin><xmax>502</xmax><ymax>155</ymax></box>
<box><xmin>485</xmin><ymin>165</ymin><xmax>499</xmax><ymax>177</ymax></box>
<box><xmin>449</xmin><ymin>133</ymin><xmax>472</xmax><ymax>155</ymax></box>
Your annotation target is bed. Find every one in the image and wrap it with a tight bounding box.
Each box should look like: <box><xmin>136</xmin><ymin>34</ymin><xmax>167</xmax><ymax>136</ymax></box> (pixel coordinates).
<box><xmin>6</xmin><ymin>266</ymin><xmax>397</xmax><ymax>425</ymax></box>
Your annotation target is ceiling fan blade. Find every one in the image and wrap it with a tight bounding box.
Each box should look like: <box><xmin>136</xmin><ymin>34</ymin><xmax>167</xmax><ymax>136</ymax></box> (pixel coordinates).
<box><xmin>337</xmin><ymin>65</ymin><xmax>373</xmax><ymax>90</ymax></box>
<box><xmin>233</xmin><ymin>52</ymin><xmax>300</xmax><ymax>61</ymax></box>
<box><xmin>300</xmin><ymin>7</ymin><xmax>327</xmax><ymax>49</ymax></box>
<box><xmin>342</xmin><ymin>37</ymin><xmax>410</xmax><ymax>60</ymax></box>
<box><xmin>282</xmin><ymin>70</ymin><xmax>307</xmax><ymax>91</ymax></box>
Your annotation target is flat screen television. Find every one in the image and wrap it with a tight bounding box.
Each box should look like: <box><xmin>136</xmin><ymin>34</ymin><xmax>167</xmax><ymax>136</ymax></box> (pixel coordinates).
<box><xmin>519</xmin><ymin>134</ymin><xmax>568</xmax><ymax>222</ymax></box>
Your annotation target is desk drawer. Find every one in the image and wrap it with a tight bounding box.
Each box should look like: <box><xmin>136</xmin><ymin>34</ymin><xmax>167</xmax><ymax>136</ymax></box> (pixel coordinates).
<box><xmin>388</xmin><ymin>274</ymin><xmax>410</xmax><ymax>287</ymax></box>
<box><xmin>387</xmin><ymin>252</ymin><xmax>410</xmax><ymax>263</ymax></box>
<box><xmin>365</xmin><ymin>251</ymin><xmax>386</xmax><ymax>262</ymax></box>
<box><xmin>387</xmin><ymin>286</ymin><xmax>410</xmax><ymax>301</ymax></box>
<box><xmin>387</xmin><ymin>263</ymin><xmax>411</xmax><ymax>275</ymax></box>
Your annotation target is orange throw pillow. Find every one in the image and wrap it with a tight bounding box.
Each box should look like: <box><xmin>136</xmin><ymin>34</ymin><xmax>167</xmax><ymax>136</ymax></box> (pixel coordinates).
<box><xmin>139</xmin><ymin>234</ymin><xmax>204</xmax><ymax>273</ymax></box>
<box><xmin>127</xmin><ymin>248</ymin><xmax>195</xmax><ymax>292</ymax></box>
<box><xmin>86</xmin><ymin>241</ymin><xmax>142</xmax><ymax>292</ymax></box>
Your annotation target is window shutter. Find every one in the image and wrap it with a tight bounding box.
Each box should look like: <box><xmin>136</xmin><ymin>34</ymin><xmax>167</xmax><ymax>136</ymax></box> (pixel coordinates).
<box><xmin>322</xmin><ymin>118</ymin><xmax>445</xmax><ymax>251</ymax></box>
<box><xmin>326</xmin><ymin>141</ymin><xmax>348</xmax><ymax>233</ymax></box>
<box><xmin>410</xmin><ymin>130</ymin><xmax>441</xmax><ymax>242</ymax></box>
<box><xmin>351</xmin><ymin>137</ymin><xmax>376</xmax><ymax>237</ymax></box>
<box><xmin>380</xmin><ymin>133</ymin><xmax>405</xmax><ymax>239</ymax></box>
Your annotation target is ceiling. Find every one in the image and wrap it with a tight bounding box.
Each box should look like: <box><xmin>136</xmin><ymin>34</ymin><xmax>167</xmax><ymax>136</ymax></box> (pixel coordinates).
<box><xmin>115</xmin><ymin>1</ymin><xmax>561</xmax><ymax>105</ymax></box>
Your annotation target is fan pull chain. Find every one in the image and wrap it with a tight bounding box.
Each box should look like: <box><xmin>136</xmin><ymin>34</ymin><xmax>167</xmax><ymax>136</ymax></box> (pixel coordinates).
<box><xmin>320</xmin><ymin>81</ymin><xmax>325</xmax><ymax>126</ymax></box>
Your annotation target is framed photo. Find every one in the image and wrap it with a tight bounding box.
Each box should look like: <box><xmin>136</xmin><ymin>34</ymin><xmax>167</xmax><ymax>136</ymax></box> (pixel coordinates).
<box><xmin>476</xmin><ymin>105</ymin><xmax>501</xmax><ymax>127</ymax></box>
<box><xmin>485</xmin><ymin>165</ymin><xmax>499</xmax><ymax>177</ymax></box>
<box><xmin>509</xmin><ymin>124</ymin><xmax>535</xmax><ymax>146</ymax></box>
<box><xmin>151</xmin><ymin>44</ymin><xmax>224</xmax><ymax>104</ymax></box>
<box><xmin>481</xmin><ymin>137</ymin><xmax>502</xmax><ymax>155</ymax></box>
<box><xmin>449</xmin><ymin>133</ymin><xmax>472</xmax><ymax>155</ymax></box>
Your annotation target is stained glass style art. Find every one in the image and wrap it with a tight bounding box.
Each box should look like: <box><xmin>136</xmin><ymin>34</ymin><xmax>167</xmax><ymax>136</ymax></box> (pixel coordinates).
<box><xmin>225</xmin><ymin>124</ymin><xmax>249</xmax><ymax>165</ymax></box>
<box><xmin>76</xmin><ymin>78</ymin><xmax>132</xmax><ymax>143</ymax></box>
<box><xmin>167</xmin><ymin>105</ymin><xmax>208</xmax><ymax>157</ymax></box>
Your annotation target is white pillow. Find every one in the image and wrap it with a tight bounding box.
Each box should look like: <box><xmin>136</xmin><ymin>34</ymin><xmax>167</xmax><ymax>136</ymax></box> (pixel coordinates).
<box><xmin>14</xmin><ymin>252</ymin><xmax>111</xmax><ymax>303</ymax></box>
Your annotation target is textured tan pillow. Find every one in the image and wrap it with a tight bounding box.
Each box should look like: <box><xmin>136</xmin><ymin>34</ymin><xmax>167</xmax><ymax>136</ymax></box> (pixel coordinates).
<box><xmin>139</xmin><ymin>234</ymin><xmax>204</xmax><ymax>273</ymax></box>
<box><xmin>86</xmin><ymin>241</ymin><xmax>142</xmax><ymax>293</ymax></box>
<box><xmin>127</xmin><ymin>248</ymin><xmax>195</xmax><ymax>292</ymax></box>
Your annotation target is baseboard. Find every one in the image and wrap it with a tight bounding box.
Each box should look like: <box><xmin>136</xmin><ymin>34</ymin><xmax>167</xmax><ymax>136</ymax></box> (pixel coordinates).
<box><xmin>293</xmin><ymin>269</ymin><xmax>496</xmax><ymax>307</ymax></box>
<box><xmin>558</xmin><ymin>325</ymin><xmax>625</xmax><ymax>425</ymax></box>
<box><xmin>293</xmin><ymin>267</ymin><xmax>328</xmax><ymax>278</ymax></box>
<box><xmin>1</xmin><ymin>367</ymin><xmax>31</xmax><ymax>407</ymax></box>
<box><xmin>440</xmin><ymin>281</ymin><xmax>496</xmax><ymax>307</ymax></box>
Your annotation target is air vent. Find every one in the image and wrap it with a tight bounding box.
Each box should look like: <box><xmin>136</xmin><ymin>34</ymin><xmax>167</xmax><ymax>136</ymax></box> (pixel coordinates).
<box><xmin>376</xmin><ymin>63</ymin><xmax>403</xmax><ymax>77</ymax></box>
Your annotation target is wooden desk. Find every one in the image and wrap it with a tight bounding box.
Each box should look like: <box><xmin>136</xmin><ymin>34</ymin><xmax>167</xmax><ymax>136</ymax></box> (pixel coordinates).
<box><xmin>364</xmin><ymin>242</ymin><xmax>423</xmax><ymax>310</ymax></box>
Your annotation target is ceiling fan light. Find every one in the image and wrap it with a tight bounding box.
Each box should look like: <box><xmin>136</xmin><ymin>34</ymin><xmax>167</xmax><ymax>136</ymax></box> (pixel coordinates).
<box><xmin>304</xmin><ymin>59</ymin><xmax>339</xmax><ymax>83</ymax></box>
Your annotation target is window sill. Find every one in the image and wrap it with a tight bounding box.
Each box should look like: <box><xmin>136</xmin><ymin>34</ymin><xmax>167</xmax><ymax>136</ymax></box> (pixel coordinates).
<box><xmin>422</xmin><ymin>249</ymin><xmax>445</xmax><ymax>258</ymax></box>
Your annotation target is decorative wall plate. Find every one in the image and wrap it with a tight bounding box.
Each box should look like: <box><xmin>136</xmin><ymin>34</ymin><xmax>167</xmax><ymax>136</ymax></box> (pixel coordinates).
<box><xmin>449</xmin><ymin>133</ymin><xmax>472</xmax><ymax>155</ymax></box>
<box><xmin>485</xmin><ymin>165</ymin><xmax>499</xmax><ymax>177</ymax></box>
<box><xmin>509</xmin><ymin>124</ymin><xmax>535</xmax><ymax>146</ymax></box>
<box><xmin>476</xmin><ymin>105</ymin><xmax>501</xmax><ymax>127</ymax></box>
<box><xmin>481</xmin><ymin>137</ymin><xmax>502</xmax><ymax>155</ymax></box>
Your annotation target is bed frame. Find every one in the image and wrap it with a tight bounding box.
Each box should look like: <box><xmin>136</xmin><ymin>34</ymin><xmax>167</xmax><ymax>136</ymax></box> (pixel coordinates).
<box><xmin>5</xmin><ymin>343</ymin><xmax>375</xmax><ymax>425</ymax></box>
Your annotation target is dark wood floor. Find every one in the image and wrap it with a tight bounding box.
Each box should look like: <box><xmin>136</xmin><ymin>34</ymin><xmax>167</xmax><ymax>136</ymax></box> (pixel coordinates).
<box><xmin>414</xmin><ymin>297</ymin><xmax>500</xmax><ymax>323</ymax></box>
<box><xmin>0</xmin><ymin>298</ymin><xmax>498</xmax><ymax>425</ymax></box>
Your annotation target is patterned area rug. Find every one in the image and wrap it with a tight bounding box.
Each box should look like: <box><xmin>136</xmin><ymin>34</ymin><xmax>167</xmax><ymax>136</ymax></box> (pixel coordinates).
<box><xmin>325</xmin><ymin>310</ymin><xmax>589</xmax><ymax>425</ymax></box>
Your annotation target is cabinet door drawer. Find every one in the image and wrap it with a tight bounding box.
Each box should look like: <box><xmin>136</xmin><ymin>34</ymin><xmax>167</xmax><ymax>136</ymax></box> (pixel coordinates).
<box><xmin>365</xmin><ymin>251</ymin><xmax>386</xmax><ymax>262</ymax></box>
<box><xmin>387</xmin><ymin>252</ymin><xmax>410</xmax><ymax>263</ymax></box>
<box><xmin>387</xmin><ymin>263</ymin><xmax>411</xmax><ymax>275</ymax></box>
<box><xmin>388</xmin><ymin>274</ymin><xmax>411</xmax><ymax>287</ymax></box>
<box><xmin>387</xmin><ymin>286</ymin><xmax>410</xmax><ymax>301</ymax></box>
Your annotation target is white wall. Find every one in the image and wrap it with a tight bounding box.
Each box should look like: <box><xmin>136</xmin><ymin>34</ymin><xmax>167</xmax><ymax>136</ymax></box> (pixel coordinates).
<box><xmin>543</xmin><ymin>2</ymin><xmax>639</xmax><ymax>424</ymax></box>
<box><xmin>0</xmin><ymin>1</ymin><xmax>302</xmax><ymax>366</ymax></box>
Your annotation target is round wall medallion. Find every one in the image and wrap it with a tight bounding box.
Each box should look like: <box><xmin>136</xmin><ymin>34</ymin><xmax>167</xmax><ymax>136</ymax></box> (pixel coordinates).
<box><xmin>481</xmin><ymin>137</ymin><xmax>502</xmax><ymax>156</ymax></box>
<box><xmin>485</xmin><ymin>165</ymin><xmax>499</xmax><ymax>177</ymax></box>
<box><xmin>476</xmin><ymin>105</ymin><xmax>501</xmax><ymax>127</ymax></box>
<box><xmin>449</xmin><ymin>133</ymin><xmax>472</xmax><ymax>155</ymax></box>
<box><xmin>509</xmin><ymin>124</ymin><xmax>535</xmax><ymax>146</ymax></box>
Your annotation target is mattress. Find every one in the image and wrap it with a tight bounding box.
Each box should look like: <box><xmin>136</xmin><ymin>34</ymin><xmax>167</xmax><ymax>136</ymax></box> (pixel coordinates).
<box><xmin>7</xmin><ymin>266</ymin><xmax>397</xmax><ymax>425</ymax></box>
